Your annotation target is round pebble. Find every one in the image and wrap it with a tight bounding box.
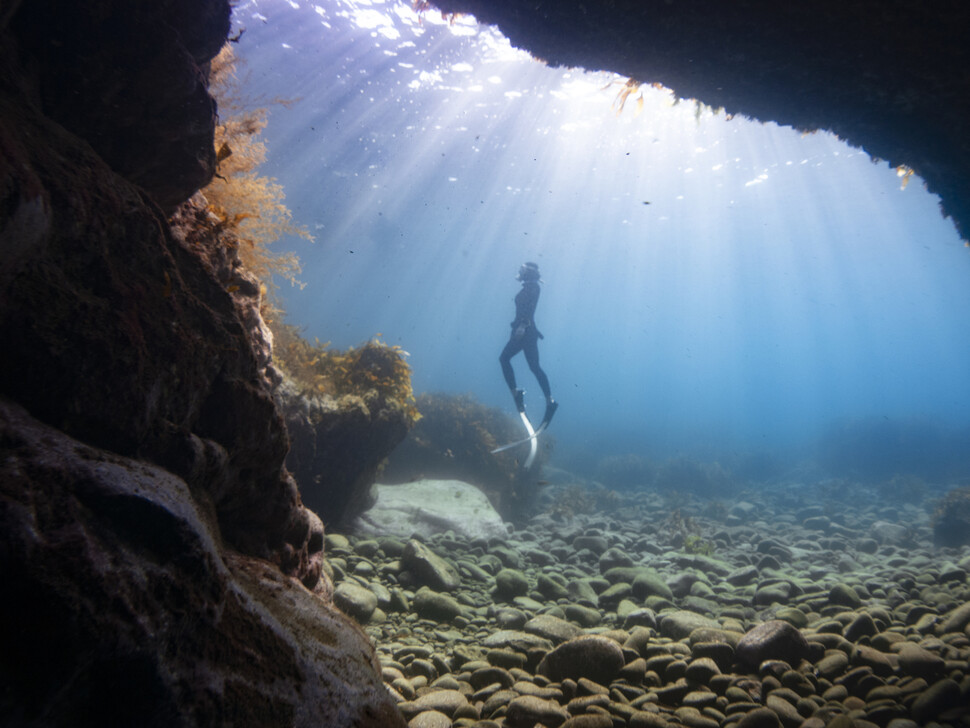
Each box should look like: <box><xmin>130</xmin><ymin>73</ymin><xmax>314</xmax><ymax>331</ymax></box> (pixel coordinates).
<box><xmin>736</xmin><ymin>620</ymin><xmax>810</xmax><ymax>669</ymax></box>
<box><xmin>537</xmin><ymin>635</ymin><xmax>625</xmax><ymax>684</ymax></box>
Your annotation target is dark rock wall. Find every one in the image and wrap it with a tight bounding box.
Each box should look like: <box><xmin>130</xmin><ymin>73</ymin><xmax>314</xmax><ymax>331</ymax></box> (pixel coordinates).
<box><xmin>8</xmin><ymin>0</ymin><xmax>228</xmax><ymax>212</ymax></box>
<box><xmin>0</xmin><ymin>45</ymin><xmax>309</xmax><ymax>581</ymax></box>
<box><xmin>433</xmin><ymin>0</ymin><xmax>970</xmax><ymax>241</ymax></box>
<box><xmin>0</xmin><ymin>0</ymin><xmax>405</xmax><ymax>724</ymax></box>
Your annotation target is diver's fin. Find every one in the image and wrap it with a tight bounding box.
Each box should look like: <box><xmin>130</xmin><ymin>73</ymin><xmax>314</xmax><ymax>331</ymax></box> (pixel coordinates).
<box><xmin>490</xmin><ymin>401</ymin><xmax>559</xmax><ymax>456</ymax></box>
<box><xmin>491</xmin><ymin>411</ymin><xmax>537</xmax><ymax>454</ymax></box>
<box><xmin>490</xmin><ymin>432</ymin><xmax>535</xmax><ymax>454</ymax></box>
<box><xmin>522</xmin><ymin>410</ymin><xmax>539</xmax><ymax>469</ymax></box>
<box><xmin>539</xmin><ymin>399</ymin><xmax>558</xmax><ymax>430</ymax></box>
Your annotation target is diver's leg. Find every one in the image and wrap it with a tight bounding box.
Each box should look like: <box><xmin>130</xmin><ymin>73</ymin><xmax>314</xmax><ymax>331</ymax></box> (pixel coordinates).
<box><xmin>500</xmin><ymin>339</ymin><xmax>526</xmax><ymax>411</ymax></box>
<box><xmin>523</xmin><ymin>337</ymin><xmax>551</xmax><ymax>401</ymax></box>
<box><xmin>524</xmin><ymin>337</ymin><xmax>557</xmax><ymax>427</ymax></box>
<box><xmin>499</xmin><ymin>339</ymin><xmax>519</xmax><ymax>390</ymax></box>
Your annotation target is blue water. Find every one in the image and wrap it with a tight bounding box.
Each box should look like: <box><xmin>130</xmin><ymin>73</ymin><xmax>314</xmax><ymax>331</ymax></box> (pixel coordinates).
<box><xmin>233</xmin><ymin>0</ymin><xmax>970</xmax><ymax>480</ymax></box>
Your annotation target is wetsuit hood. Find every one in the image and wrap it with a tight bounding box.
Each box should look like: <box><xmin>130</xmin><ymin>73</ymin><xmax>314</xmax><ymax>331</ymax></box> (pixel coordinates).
<box><xmin>517</xmin><ymin>261</ymin><xmax>541</xmax><ymax>282</ymax></box>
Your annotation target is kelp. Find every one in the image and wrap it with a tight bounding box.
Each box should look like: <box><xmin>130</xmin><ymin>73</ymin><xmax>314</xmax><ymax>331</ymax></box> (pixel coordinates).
<box><xmin>202</xmin><ymin>45</ymin><xmax>310</xmax><ymax>294</ymax></box>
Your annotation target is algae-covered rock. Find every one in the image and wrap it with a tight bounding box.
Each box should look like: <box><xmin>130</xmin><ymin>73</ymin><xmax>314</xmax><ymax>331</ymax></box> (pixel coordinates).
<box><xmin>412</xmin><ymin>587</ymin><xmax>466</xmax><ymax>622</ymax></box>
<box><xmin>278</xmin><ymin>374</ymin><xmax>413</xmax><ymax>528</ymax></box>
<box><xmin>495</xmin><ymin>568</ymin><xmax>532</xmax><ymax>600</ymax></box>
<box><xmin>631</xmin><ymin>570</ymin><xmax>675</xmax><ymax>601</ymax></box>
<box><xmin>270</xmin><ymin>324</ymin><xmax>421</xmax><ymax>528</ymax></box>
<box><xmin>660</xmin><ymin>611</ymin><xmax>722</xmax><ymax>640</ymax></box>
<box><xmin>334</xmin><ymin>581</ymin><xmax>380</xmax><ymax>624</ymax></box>
<box><xmin>536</xmin><ymin>635</ymin><xmax>625</xmax><ymax>684</ymax></box>
<box><xmin>932</xmin><ymin>487</ymin><xmax>970</xmax><ymax>548</ymax></box>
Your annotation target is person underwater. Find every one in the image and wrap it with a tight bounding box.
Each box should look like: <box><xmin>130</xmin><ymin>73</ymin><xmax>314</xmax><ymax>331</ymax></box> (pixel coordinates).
<box><xmin>499</xmin><ymin>261</ymin><xmax>558</xmax><ymax>428</ymax></box>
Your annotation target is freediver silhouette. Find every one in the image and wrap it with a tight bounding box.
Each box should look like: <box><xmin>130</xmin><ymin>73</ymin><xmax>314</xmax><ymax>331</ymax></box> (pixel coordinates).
<box><xmin>494</xmin><ymin>262</ymin><xmax>558</xmax><ymax>466</ymax></box>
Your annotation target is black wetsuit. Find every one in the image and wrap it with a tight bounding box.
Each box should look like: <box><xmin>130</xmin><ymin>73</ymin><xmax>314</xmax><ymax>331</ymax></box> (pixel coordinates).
<box><xmin>499</xmin><ymin>280</ymin><xmax>552</xmax><ymax>400</ymax></box>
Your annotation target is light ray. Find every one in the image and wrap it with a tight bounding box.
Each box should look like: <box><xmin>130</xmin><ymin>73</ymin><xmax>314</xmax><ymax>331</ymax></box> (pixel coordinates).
<box><xmin>233</xmin><ymin>0</ymin><xmax>970</xmax><ymax>458</ymax></box>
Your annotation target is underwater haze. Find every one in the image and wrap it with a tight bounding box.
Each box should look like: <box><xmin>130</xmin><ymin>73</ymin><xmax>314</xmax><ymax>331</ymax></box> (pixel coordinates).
<box><xmin>233</xmin><ymin>0</ymin><xmax>970</xmax><ymax>480</ymax></box>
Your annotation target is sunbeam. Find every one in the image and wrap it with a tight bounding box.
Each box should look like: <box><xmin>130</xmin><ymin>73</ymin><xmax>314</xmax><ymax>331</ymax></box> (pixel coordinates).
<box><xmin>234</xmin><ymin>0</ymin><xmax>970</xmax><ymax>462</ymax></box>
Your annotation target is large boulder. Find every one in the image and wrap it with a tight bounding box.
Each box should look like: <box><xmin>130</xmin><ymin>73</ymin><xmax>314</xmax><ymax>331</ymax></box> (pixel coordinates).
<box><xmin>352</xmin><ymin>479</ymin><xmax>508</xmax><ymax>541</ymax></box>
<box><xmin>0</xmin><ymin>400</ymin><xmax>403</xmax><ymax>727</ymax></box>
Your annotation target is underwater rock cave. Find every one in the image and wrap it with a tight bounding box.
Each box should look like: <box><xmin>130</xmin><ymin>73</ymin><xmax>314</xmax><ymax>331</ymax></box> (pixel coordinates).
<box><xmin>2</xmin><ymin>0</ymin><xmax>970</xmax><ymax>724</ymax></box>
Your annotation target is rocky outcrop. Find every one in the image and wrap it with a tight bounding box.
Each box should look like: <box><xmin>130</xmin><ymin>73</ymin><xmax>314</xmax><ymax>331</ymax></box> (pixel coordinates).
<box><xmin>278</xmin><ymin>377</ymin><xmax>413</xmax><ymax>527</ymax></box>
<box><xmin>433</xmin><ymin>0</ymin><xmax>970</xmax><ymax>241</ymax></box>
<box><xmin>0</xmin><ymin>399</ymin><xmax>402</xmax><ymax>727</ymax></box>
<box><xmin>932</xmin><ymin>486</ymin><xmax>970</xmax><ymax>548</ymax></box>
<box><xmin>380</xmin><ymin>393</ymin><xmax>540</xmax><ymax>519</ymax></box>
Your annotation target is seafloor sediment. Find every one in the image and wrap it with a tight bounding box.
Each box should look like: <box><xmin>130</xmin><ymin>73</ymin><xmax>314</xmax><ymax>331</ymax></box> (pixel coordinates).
<box><xmin>328</xmin><ymin>478</ymin><xmax>970</xmax><ymax>728</ymax></box>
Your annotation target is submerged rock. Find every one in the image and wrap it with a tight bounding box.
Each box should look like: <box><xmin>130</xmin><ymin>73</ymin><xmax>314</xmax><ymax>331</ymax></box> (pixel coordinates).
<box><xmin>524</xmin><ymin>614</ymin><xmax>583</xmax><ymax>644</ymax></box>
<box><xmin>379</xmin><ymin>392</ymin><xmax>538</xmax><ymax>518</ymax></box>
<box><xmin>401</xmin><ymin>538</ymin><xmax>462</xmax><ymax>591</ymax></box>
<box><xmin>352</xmin><ymin>479</ymin><xmax>509</xmax><ymax>541</ymax></box>
<box><xmin>431</xmin><ymin>0</ymin><xmax>970</xmax><ymax>242</ymax></box>
<box><xmin>334</xmin><ymin>581</ymin><xmax>380</xmax><ymax>624</ymax></box>
<box><xmin>8</xmin><ymin>0</ymin><xmax>229</xmax><ymax>213</ymax></box>
<box><xmin>506</xmin><ymin>695</ymin><xmax>569</xmax><ymax>728</ymax></box>
<box><xmin>537</xmin><ymin>635</ymin><xmax>625</xmax><ymax>684</ymax></box>
<box><xmin>659</xmin><ymin>611</ymin><xmax>722</xmax><ymax>640</ymax></box>
<box><xmin>412</xmin><ymin>587</ymin><xmax>466</xmax><ymax>622</ymax></box>
<box><xmin>0</xmin><ymin>91</ymin><xmax>314</xmax><ymax>581</ymax></box>
<box><xmin>932</xmin><ymin>487</ymin><xmax>970</xmax><ymax>548</ymax></box>
<box><xmin>735</xmin><ymin>620</ymin><xmax>810</xmax><ymax>669</ymax></box>
<box><xmin>0</xmin><ymin>0</ymin><xmax>408</xmax><ymax>719</ymax></box>
<box><xmin>495</xmin><ymin>568</ymin><xmax>532</xmax><ymax>600</ymax></box>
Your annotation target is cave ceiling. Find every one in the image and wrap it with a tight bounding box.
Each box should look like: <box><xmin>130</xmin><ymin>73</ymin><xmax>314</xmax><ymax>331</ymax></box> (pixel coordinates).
<box><xmin>432</xmin><ymin>0</ymin><xmax>970</xmax><ymax>241</ymax></box>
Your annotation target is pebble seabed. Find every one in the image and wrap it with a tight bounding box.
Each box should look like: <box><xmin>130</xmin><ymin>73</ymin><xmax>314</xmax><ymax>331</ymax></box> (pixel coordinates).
<box><xmin>326</xmin><ymin>481</ymin><xmax>970</xmax><ymax>728</ymax></box>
